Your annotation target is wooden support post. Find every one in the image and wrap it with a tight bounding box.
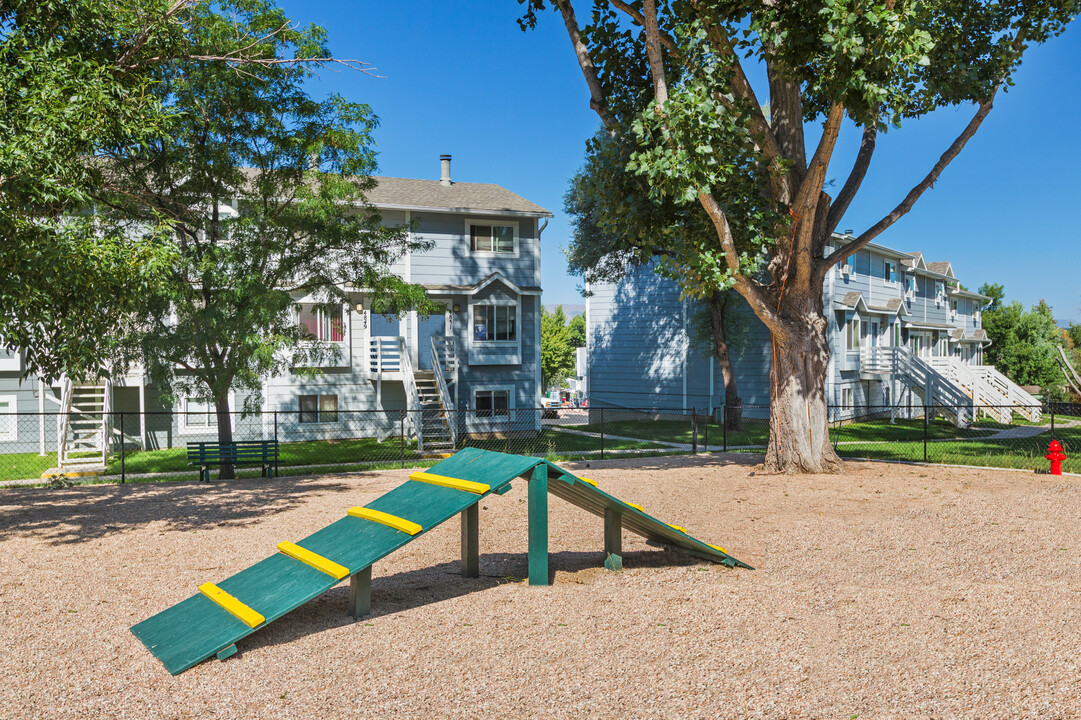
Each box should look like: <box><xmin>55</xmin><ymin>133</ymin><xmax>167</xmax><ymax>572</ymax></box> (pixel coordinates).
<box><xmin>461</xmin><ymin>503</ymin><xmax>479</xmax><ymax>578</ymax></box>
<box><xmin>216</xmin><ymin>644</ymin><xmax>237</xmax><ymax>661</ymax></box>
<box><xmin>349</xmin><ymin>566</ymin><xmax>372</xmax><ymax>619</ymax></box>
<box><xmin>527</xmin><ymin>464</ymin><xmax>549</xmax><ymax>586</ymax></box>
<box><xmin>604</xmin><ymin>508</ymin><xmax>623</xmax><ymax>571</ymax></box>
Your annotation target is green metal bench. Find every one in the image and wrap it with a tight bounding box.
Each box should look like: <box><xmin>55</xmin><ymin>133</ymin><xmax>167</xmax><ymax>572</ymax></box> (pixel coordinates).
<box><xmin>186</xmin><ymin>440</ymin><xmax>279</xmax><ymax>482</ymax></box>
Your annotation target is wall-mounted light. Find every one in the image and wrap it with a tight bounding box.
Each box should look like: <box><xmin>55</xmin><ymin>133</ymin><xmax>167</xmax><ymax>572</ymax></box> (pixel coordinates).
<box><xmin>354</xmin><ymin>303</ymin><xmax>364</xmax><ymax>313</ymax></box>
<box><xmin>452</xmin><ymin>304</ymin><xmax>460</xmax><ymax>313</ymax></box>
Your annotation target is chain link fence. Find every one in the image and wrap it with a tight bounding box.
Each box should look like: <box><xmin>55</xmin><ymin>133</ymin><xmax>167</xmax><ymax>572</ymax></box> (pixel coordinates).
<box><xmin>0</xmin><ymin>402</ymin><xmax>1075</xmax><ymax>486</ymax></box>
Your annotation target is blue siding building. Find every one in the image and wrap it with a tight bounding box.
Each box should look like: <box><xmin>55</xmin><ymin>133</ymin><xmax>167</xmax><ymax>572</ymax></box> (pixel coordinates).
<box><xmin>0</xmin><ymin>156</ymin><xmax>552</xmax><ymax>469</ymax></box>
<box><xmin>587</xmin><ymin>233</ymin><xmax>1039</xmax><ymax>426</ymax></box>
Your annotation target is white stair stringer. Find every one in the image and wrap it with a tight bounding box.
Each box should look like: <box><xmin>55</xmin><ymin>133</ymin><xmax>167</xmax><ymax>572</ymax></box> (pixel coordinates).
<box><xmin>58</xmin><ymin>376</ymin><xmax>111</xmax><ymax>470</ymax></box>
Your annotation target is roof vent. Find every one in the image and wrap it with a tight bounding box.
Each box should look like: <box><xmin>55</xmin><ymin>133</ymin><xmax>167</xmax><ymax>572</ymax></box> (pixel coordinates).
<box><xmin>439</xmin><ymin>154</ymin><xmax>452</xmax><ymax>186</ymax></box>
<box><xmin>844</xmin><ymin>228</ymin><xmax>854</xmax><ymax>236</ymax></box>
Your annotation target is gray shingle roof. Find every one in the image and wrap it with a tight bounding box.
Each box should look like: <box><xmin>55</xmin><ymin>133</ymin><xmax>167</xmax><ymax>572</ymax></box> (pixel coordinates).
<box><xmin>366</xmin><ymin>177</ymin><xmax>552</xmax><ymax>216</ymax></box>
<box><xmin>840</xmin><ymin>291</ymin><xmax>862</xmax><ymax>308</ymax></box>
<box><xmin>926</xmin><ymin>261</ymin><xmax>952</xmax><ymax>275</ymax></box>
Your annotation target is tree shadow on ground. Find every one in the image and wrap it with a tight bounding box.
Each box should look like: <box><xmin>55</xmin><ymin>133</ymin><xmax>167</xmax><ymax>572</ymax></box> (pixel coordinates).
<box><xmin>0</xmin><ymin>475</ymin><xmax>370</xmax><ymax>545</ymax></box>
<box><xmin>243</xmin><ymin>548</ymin><xmax>709</xmax><ymax>654</ymax></box>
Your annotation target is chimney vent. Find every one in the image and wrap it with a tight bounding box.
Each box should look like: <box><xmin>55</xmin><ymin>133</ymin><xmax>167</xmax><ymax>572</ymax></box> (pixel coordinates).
<box><xmin>844</xmin><ymin>228</ymin><xmax>854</xmax><ymax>236</ymax></box>
<box><xmin>439</xmin><ymin>154</ymin><xmax>452</xmax><ymax>186</ymax></box>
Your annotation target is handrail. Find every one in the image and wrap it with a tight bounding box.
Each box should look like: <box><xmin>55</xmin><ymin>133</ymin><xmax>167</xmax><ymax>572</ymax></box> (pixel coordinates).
<box><xmin>368</xmin><ymin>336</ymin><xmax>404</xmax><ymax>374</ymax></box>
<box><xmin>430</xmin><ymin>336</ymin><xmax>457</xmax><ymax>448</ymax></box>
<box><xmin>398</xmin><ymin>337</ymin><xmax>423</xmax><ymax>449</ymax></box>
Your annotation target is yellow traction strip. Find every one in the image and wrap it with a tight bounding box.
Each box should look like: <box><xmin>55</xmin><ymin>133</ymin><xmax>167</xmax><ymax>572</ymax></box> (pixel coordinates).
<box><xmin>198</xmin><ymin>583</ymin><xmax>265</xmax><ymax>628</ymax></box>
<box><xmin>707</xmin><ymin>543</ymin><xmax>728</xmax><ymax>554</ymax></box>
<box><xmin>667</xmin><ymin>523</ymin><xmax>688</xmax><ymax>534</ymax></box>
<box><xmin>409</xmin><ymin>471</ymin><xmax>490</xmax><ymax>495</ymax></box>
<box><xmin>276</xmin><ymin>541</ymin><xmax>349</xmax><ymax>580</ymax></box>
<box><xmin>347</xmin><ymin>507</ymin><xmax>422</xmax><ymax>536</ymax></box>
<box><xmin>576</xmin><ymin>476</ymin><xmax>598</xmax><ymax>487</ymax></box>
<box><xmin>625</xmin><ymin>502</ymin><xmax>644</xmax><ymax>512</ymax></box>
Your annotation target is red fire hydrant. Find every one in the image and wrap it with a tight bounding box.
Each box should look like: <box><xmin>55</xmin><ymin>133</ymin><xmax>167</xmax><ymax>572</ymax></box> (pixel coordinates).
<box><xmin>1046</xmin><ymin>439</ymin><xmax>1067</xmax><ymax>476</ymax></box>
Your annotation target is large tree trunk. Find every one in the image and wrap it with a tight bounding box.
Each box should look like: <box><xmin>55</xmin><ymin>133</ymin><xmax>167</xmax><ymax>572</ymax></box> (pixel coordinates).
<box><xmin>708</xmin><ymin>291</ymin><xmax>742</xmax><ymax>431</ymax></box>
<box><xmin>214</xmin><ymin>393</ymin><xmax>235</xmax><ymax>480</ymax></box>
<box><xmin>764</xmin><ymin>301</ymin><xmax>842</xmax><ymax>473</ymax></box>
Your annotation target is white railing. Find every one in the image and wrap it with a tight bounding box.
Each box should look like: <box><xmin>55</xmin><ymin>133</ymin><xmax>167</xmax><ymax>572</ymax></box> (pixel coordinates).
<box><xmin>430</xmin><ymin>336</ymin><xmax>457</xmax><ymax>448</ymax></box>
<box><xmin>57</xmin><ymin>376</ymin><xmax>111</xmax><ymax>469</ymax></box>
<box><xmin>971</xmin><ymin>364</ymin><xmax>1042</xmax><ymax>422</ymax></box>
<box><xmin>398</xmin><ymin>337</ymin><xmax>423</xmax><ymax>450</ymax></box>
<box><xmin>930</xmin><ymin>358</ymin><xmax>1011</xmax><ymax>424</ymax></box>
<box><xmin>368</xmin><ymin>336</ymin><xmax>404</xmax><ymax>374</ymax></box>
<box><xmin>861</xmin><ymin>347</ymin><xmax>974</xmax><ymax>426</ymax></box>
<box><xmin>432</xmin><ymin>337</ymin><xmax>459</xmax><ymax>375</ymax></box>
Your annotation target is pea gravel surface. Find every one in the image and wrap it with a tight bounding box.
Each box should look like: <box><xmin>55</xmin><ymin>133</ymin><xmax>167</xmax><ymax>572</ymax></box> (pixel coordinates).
<box><xmin>1</xmin><ymin>454</ymin><xmax>1080</xmax><ymax>719</ymax></box>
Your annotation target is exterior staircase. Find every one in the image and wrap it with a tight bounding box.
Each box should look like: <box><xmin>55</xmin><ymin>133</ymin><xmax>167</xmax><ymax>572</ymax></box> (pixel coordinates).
<box><xmin>861</xmin><ymin>347</ymin><xmax>1041</xmax><ymax>427</ymax></box>
<box><xmin>57</xmin><ymin>377</ymin><xmax>111</xmax><ymax>471</ymax></box>
<box><xmin>414</xmin><ymin>371</ymin><xmax>455</xmax><ymax>454</ymax></box>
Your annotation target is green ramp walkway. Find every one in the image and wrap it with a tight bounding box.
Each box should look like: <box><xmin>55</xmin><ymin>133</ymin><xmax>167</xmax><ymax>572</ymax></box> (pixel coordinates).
<box><xmin>131</xmin><ymin>448</ymin><xmax>751</xmax><ymax>675</ymax></box>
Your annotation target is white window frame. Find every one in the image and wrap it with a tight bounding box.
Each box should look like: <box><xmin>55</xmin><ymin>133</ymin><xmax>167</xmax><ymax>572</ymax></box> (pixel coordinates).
<box><xmin>0</xmin><ymin>394</ymin><xmax>17</xmax><ymax>441</ymax></box>
<box><xmin>465</xmin><ymin>218</ymin><xmax>520</xmax><ymax>258</ymax></box>
<box><xmin>840</xmin><ymin>387</ymin><xmax>854</xmax><ymax>409</ymax></box>
<box><xmin>846</xmin><ymin>314</ymin><xmax>861</xmax><ymax>352</ymax></box>
<box><xmin>883</xmin><ymin>260</ymin><xmax>896</xmax><ymax>284</ymax></box>
<box><xmin>472</xmin><ymin>385</ymin><xmax>514</xmax><ymax>423</ymax></box>
<box><xmin>297</xmin><ymin>393</ymin><xmax>340</xmax><ymax>425</ymax></box>
<box><xmin>179</xmin><ymin>392</ymin><xmax>236</xmax><ymax>435</ymax></box>
<box><xmin>297</xmin><ymin>303</ymin><xmax>348</xmax><ymax>344</ymax></box>
<box><xmin>468</xmin><ymin>298</ymin><xmax>521</xmax><ymax>349</ymax></box>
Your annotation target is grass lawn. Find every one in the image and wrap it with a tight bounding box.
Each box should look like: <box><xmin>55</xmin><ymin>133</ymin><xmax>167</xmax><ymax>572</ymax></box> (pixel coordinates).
<box><xmin>836</xmin><ymin>424</ymin><xmax>1081</xmax><ymax>473</ymax></box>
<box><xmin>467</xmin><ymin>428</ymin><xmax>666</xmax><ymax>456</ymax></box>
<box><xmin>572</xmin><ymin>418</ymin><xmax>771</xmax><ymax>448</ymax></box>
<box><xmin>829</xmin><ymin>417</ymin><xmax>997</xmax><ymax>443</ymax></box>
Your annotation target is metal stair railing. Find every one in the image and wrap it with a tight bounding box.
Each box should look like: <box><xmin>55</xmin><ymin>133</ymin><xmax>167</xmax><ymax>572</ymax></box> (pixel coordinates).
<box><xmin>430</xmin><ymin>336</ymin><xmax>457</xmax><ymax>449</ymax></box>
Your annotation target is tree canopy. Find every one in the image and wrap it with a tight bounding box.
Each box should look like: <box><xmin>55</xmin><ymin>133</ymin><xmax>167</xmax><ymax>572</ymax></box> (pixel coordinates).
<box><xmin>541</xmin><ymin>305</ymin><xmax>577</xmax><ymax>392</ymax></box>
<box><xmin>979</xmin><ymin>285</ymin><xmax>1063</xmax><ymax>391</ymax></box>
<box><xmin>522</xmin><ymin>0</ymin><xmax>1079</xmax><ymax>472</ymax></box>
<box><xmin>0</xmin><ymin>0</ymin><xmax>188</xmax><ymax>381</ymax></box>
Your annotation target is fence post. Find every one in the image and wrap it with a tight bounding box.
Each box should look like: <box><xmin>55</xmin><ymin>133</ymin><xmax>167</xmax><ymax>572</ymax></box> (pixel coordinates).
<box><xmin>1050</xmin><ymin>403</ymin><xmax>1055</xmax><ymax>438</ymax></box>
<box><xmin>600</xmin><ymin>408</ymin><xmax>605</xmax><ymax>460</ymax></box>
<box><xmin>691</xmin><ymin>407</ymin><xmax>697</xmax><ymax>455</ymax></box>
<box><xmin>273</xmin><ymin>410</ymin><xmax>278</xmax><ymax>449</ymax></box>
<box><xmin>400</xmin><ymin>410</ymin><xmax>406</xmax><ymax>469</ymax></box>
<box><xmin>704</xmin><ymin>409</ymin><xmax>709</xmax><ymax>451</ymax></box>
<box><xmin>120</xmin><ymin>412</ymin><xmax>126</xmax><ymax>484</ymax></box>
<box><xmin>923</xmin><ymin>406</ymin><xmax>929</xmax><ymax>463</ymax></box>
<box><xmin>723</xmin><ymin>405</ymin><xmax>728</xmax><ymax>452</ymax></box>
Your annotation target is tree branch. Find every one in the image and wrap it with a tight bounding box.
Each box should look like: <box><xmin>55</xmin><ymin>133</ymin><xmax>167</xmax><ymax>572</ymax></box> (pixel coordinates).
<box><xmin>608</xmin><ymin>0</ymin><xmax>676</xmax><ymax>54</ymax></box>
<box><xmin>824</xmin><ymin>22</ymin><xmax>1031</xmax><ymax>269</ymax></box>
<box><xmin>641</xmin><ymin>0</ymin><xmax>669</xmax><ymax>104</ymax></box>
<box><xmin>825</xmin><ymin>122</ymin><xmax>877</xmax><ymax>236</ymax></box>
<box><xmin>554</xmin><ymin>0</ymin><xmax>618</xmax><ymax>132</ymax></box>
<box><xmin>115</xmin><ymin>0</ymin><xmax>194</xmax><ymax>69</ymax></box>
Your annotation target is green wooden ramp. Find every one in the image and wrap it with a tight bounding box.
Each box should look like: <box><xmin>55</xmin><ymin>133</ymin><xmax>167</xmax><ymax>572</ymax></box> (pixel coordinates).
<box><xmin>131</xmin><ymin>448</ymin><xmax>750</xmax><ymax>675</ymax></box>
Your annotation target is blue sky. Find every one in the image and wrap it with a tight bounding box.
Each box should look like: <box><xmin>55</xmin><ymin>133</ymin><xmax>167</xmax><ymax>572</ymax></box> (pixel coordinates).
<box><xmin>279</xmin><ymin>0</ymin><xmax>1081</xmax><ymax>322</ymax></box>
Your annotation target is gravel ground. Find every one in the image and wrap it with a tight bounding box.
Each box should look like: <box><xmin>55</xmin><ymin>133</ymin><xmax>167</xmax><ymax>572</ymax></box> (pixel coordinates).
<box><xmin>2</xmin><ymin>454</ymin><xmax>1080</xmax><ymax>719</ymax></box>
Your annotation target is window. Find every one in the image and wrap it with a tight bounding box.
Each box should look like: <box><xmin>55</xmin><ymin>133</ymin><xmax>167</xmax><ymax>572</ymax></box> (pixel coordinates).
<box><xmin>184</xmin><ymin>397</ymin><xmax>217</xmax><ymax>428</ymax></box>
<box><xmin>475</xmin><ymin>389</ymin><xmax>510</xmax><ymax>417</ymax></box>
<box><xmin>473</xmin><ymin>305</ymin><xmax>516</xmax><ymax>342</ymax></box>
<box><xmin>298</xmin><ymin>304</ymin><xmax>345</xmax><ymax>342</ymax></box>
<box><xmin>299</xmin><ymin>394</ymin><xmax>338</xmax><ymax>424</ymax></box>
<box><xmin>846</xmin><ymin>315</ymin><xmax>861</xmax><ymax>351</ymax></box>
<box><xmin>950</xmin><ymin>298</ymin><xmax>958</xmax><ymax>314</ymax></box>
<box><xmin>470</xmin><ymin>224</ymin><xmax>514</xmax><ymax>253</ymax></box>
<box><xmin>0</xmin><ymin>395</ymin><xmax>16</xmax><ymax>441</ymax></box>
<box><xmin>884</xmin><ymin>260</ymin><xmax>896</xmax><ymax>283</ymax></box>
<box><xmin>935</xmin><ymin>280</ymin><xmax>945</xmax><ymax>297</ymax></box>
<box><xmin>904</xmin><ymin>274</ymin><xmax>916</xmax><ymax>295</ymax></box>
<box><xmin>841</xmin><ymin>387</ymin><xmax>854</xmax><ymax>409</ymax></box>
